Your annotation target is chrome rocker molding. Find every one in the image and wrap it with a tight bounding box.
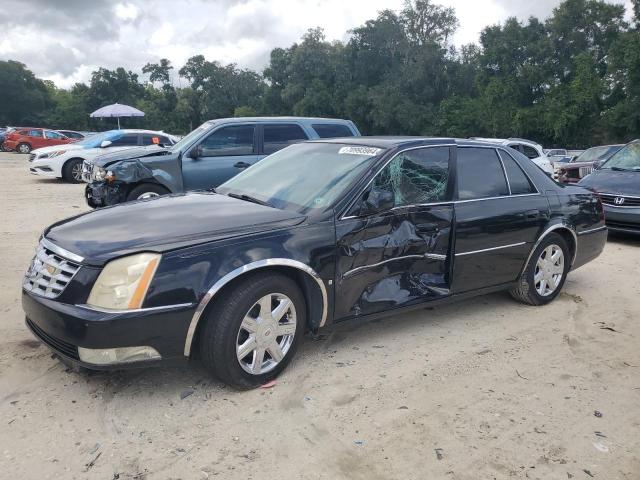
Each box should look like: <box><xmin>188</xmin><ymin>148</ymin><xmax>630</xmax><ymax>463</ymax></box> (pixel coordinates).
<box><xmin>183</xmin><ymin>258</ymin><xmax>328</xmax><ymax>357</ymax></box>
<box><xmin>577</xmin><ymin>226</ymin><xmax>607</xmax><ymax>236</ymax></box>
<box><xmin>520</xmin><ymin>224</ymin><xmax>578</xmax><ymax>277</ymax></box>
<box><xmin>41</xmin><ymin>237</ymin><xmax>85</xmax><ymax>264</ymax></box>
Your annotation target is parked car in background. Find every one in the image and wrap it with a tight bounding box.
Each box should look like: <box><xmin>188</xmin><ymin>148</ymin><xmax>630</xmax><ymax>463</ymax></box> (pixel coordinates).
<box><xmin>84</xmin><ymin>117</ymin><xmax>360</xmax><ymax>207</ymax></box>
<box><xmin>580</xmin><ymin>140</ymin><xmax>640</xmax><ymax>235</ymax></box>
<box><xmin>556</xmin><ymin>144</ymin><xmax>623</xmax><ymax>184</ymax></box>
<box><xmin>22</xmin><ymin>137</ymin><xmax>607</xmax><ymax>389</ymax></box>
<box><xmin>472</xmin><ymin>138</ymin><xmax>554</xmax><ymax>176</ymax></box>
<box><xmin>4</xmin><ymin>128</ymin><xmax>75</xmax><ymax>153</ymax></box>
<box><xmin>56</xmin><ymin>130</ymin><xmax>85</xmax><ymax>140</ymax></box>
<box><xmin>29</xmin><ymin>129</ymin><xmax>177</xmax><ymax>183</ymax></box>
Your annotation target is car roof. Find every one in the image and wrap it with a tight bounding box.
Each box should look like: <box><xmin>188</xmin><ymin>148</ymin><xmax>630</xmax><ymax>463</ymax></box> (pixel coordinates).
<box><xmin>310</xmin><ymin>136</ymin><xmax>507</xmax><ymax>149</ymax></box>
<box><xmin>205</xmin><ymin>116</ymin><xmax>354</xmax><ymax>125</ymax></box>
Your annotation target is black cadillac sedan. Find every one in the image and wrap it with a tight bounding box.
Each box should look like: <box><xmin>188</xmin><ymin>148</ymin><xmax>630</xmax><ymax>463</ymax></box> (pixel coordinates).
<box><xmin>22</xmin><ymin>138</ymin><xmax>607</xmax><ymax>389</ymax></box>
<box><xmin>580</xmin><ymin>140</ymin><xmax>640</xmax><ymax>235</ymax></box>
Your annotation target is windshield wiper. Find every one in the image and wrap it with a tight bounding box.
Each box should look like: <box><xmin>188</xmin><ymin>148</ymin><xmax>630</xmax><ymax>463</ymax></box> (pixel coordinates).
<box><xmin>226</xmin><ymin>192</ymin><xmax>272</xmax><ymax>207</ymax></box>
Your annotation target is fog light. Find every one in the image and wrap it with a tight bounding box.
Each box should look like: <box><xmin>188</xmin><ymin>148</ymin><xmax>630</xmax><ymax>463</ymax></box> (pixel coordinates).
<box><xmin>78</xmin><ymin>346</ymin><xmax>161</xmax><ymax>365</ymax></box>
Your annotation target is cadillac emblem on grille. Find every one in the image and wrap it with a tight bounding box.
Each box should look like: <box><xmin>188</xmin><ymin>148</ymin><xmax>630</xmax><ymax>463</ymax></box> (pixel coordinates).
<box><xmin>23</xmin><ymin>242</ymin><xmax>81</xmax><ymax>299</ymax></box>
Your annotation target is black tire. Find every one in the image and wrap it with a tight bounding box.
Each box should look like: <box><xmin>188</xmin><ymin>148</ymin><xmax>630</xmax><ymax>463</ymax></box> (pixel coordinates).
<box><xmin>199</xmin><ymin>272</ymin><xmax>306</xmax><ymax>390</ymax></box>
<box><xmin>510</xmin><ymin>232</ymin><xmax>570</xmax><ymax>306</ymax></box>
<box><xmin>62</xmin><ymin>158</ymin><xmax>84</xmax><ymax>183</ymax></box>
<box><xmin>17</xmin><ymin>143</ymin><xmax>31</xmax><ymax>154</ymax></box>
<box><xmin>126</xmin><ymin>183</ymin><xmax>170</xmax><ymax>202</ymax></box>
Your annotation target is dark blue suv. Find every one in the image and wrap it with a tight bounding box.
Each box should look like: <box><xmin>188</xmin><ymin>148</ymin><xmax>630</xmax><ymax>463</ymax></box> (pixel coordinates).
<box><xmin>84</xmin><ymin>117</ymin><xmax>360</xmax><ymax>207</ymax></box>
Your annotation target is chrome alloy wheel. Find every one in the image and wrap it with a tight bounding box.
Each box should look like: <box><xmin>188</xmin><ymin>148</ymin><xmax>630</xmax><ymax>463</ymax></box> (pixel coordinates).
<box><xmin>137</xmin><ymin>192</ymin><xmax>160</xmax><ymax>200</ymax></box>
<box><xmin>236</xmin><ymin>293</ymin><xmax>297</xmax><ymax>375</ymax></box>
<box><xmin>72</xmin><ymin>162</ymin><xmax>83</xmax><ymax>181</ymax></box>
<box><xmin>534</xmin><ymin>244</ymin><xmax>564</xmax><ymax>297</ymax></box>
<box><xmin>18</xmin><ymin>144</ymin><xmax>30</xmax><ymax>153</ymax></box>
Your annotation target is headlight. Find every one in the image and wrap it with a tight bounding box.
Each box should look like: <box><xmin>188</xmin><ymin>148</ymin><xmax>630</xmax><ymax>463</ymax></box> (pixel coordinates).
<box><xmin>39</xmin><ymin>150</ymin><xmax>67</xmax><ymax>159</ymax></box>
<box><xmin>87</xmin><ymin>253</ymin><xmax>161</xmax><ymax>310</ymax></box>
<box><xmin>91</xmin><ymin>166</ymin><xmax>107</xmax><ymax>181</ymax></box>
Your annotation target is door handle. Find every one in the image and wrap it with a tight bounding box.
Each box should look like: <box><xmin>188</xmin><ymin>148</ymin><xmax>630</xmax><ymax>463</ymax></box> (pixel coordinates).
<box><xmin>416</xmin><ymin>223</ymin><xmax>439</xmax><ymax>234</ymax></box>
<box><xmin>234</xmin><ymin>161</ymin><xmax>251</xmax><ymax>169</ymax></box>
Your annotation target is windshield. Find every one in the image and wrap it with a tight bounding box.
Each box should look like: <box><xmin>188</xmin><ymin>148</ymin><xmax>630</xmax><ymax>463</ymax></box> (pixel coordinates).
<box><xmin>75</xmin><ymin>130</ymin><xmax>124</xmax><ymax>148</ymax></box>
<box><xmin>574</xmin><ymin>145</ymin><xmax>620</xmax><ymax>163</ymax></box>
<box><xmin>217</xmin><ymin>143</ymin><xmax>385</xmax><ymax>213</ymax></box>
<box><xmin>169</xmin><ymin>123</ymin><xmax>211</xmax><ymax>152</ymax></box>
<box><xmin>601</xmin><ymin>142</ymin><xmax>640</xmax><ymax>171</ymax></box>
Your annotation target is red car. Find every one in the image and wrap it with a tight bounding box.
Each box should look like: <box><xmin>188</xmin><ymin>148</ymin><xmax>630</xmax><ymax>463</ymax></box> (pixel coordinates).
<box><xmin>3</xmin><ymin>128</ymin><xmax>75</xmax><ymax>154</ymax></box>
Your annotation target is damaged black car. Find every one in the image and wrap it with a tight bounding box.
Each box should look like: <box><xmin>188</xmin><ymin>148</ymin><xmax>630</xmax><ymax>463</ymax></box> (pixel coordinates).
<box><xmin>24</xmin><ymin>138</ymin><xmax>607</xmax><ymax>389</ymax></box>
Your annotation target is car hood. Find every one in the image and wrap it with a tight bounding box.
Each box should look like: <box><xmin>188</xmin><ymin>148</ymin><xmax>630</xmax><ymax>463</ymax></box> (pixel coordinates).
<box><xmin>91</xmin><ymin>145</ymin><xmax>171</xmax><ymax>167</ymax></box>
<box><xmin>579</xmin><ymin>169</ymin><xmax>640</xmax><ymax>196</ymax></box>
<box><xmin>44</xmin><ymin>192</ymin><xmax>306</xmax><ymax>265</ymax></box>
<box><xmin>32</xmin><ymin>144</ymin><xmax>83</xmax><ymax>154</ymax></box>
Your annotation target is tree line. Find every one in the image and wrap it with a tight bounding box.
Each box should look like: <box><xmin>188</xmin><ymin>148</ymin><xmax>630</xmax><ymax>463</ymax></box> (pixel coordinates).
<box><xmin>1</xmin><ymin>0</ymin><xmax>639</xmax><ymax>149</ymax></box>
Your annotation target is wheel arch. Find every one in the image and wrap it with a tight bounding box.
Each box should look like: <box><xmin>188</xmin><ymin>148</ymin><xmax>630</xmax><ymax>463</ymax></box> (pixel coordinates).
<box><xmin>521</xmin><ymin>222</ymin><xmax>577</xmax><ymax>277</ymax></box>
<box><xmin>61</xmin><ymin>156</ymin><xmax>86</xmax><ymax>176</ymax></box>
<box><xmin>183</xmin><ymin>259</ymin><xmax>328</xmax><ymax>357</ymax></box>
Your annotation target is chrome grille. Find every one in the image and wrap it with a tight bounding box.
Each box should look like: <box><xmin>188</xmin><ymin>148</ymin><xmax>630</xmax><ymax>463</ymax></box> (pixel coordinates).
<box><xmin>23</xmin><ymin>242</ymin><xmax>80</xmax><ymax>299</ymax></box>
<box><xmin>600</xmin><ymin>193</ymin><xmax>640</xmax><ymax>208</ymax></box>
<box><xmin>578</xmin><ymin>166</ymin><xmax>592</xmax><ymax>178</ymax></box>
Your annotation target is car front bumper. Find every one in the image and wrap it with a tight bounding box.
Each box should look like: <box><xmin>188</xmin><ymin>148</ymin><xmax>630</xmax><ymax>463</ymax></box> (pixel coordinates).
<box><xmin>604</xmin><ymin>205</ymin><xmax>640</xmax><ymax>235</ymax></box>
<box><xmin>22</xmin><ymin>289</ymin><xmax>195</xmax><ymax>369</ymax></box>
<box><xmin>85</xmin><ymin>181</ymin><xmax>128</xmax><ymax>208</ymax></box>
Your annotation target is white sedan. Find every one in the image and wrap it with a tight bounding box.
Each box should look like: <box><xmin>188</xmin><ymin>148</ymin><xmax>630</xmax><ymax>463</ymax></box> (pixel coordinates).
<box><xmin>472</xmin><ymin>137</ymin><xmax>554</xmax><ymax>176</ymax></box>
<box><xmin>28</xmin><ymin>129</ymin><xmax>177</xmax><ymax>183</ymax></box>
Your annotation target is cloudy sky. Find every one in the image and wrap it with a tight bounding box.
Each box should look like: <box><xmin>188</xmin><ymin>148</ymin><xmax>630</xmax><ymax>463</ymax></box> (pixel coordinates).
<box><xmin>0</xmin><ymin>0</ymin><xmax>632</xmax><ymax>88</ymax></box>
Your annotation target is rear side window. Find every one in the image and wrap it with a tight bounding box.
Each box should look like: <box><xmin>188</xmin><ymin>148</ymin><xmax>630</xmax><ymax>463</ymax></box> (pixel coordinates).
<box><xmin>372</xmin><ymin>147</ymin><xmax>450</xmax><ymax>207</ymax></box>
<box><xmin>457</xmin><ymin>148</ymin><xmax>509</xmax><ymax>200</ymax></box>
<box><xmin>45</xmin><ymin>131</ymin><xmax>64</xmax><ymax>139</ymax></box>
<box><xmin>201</xmin><ymin>125</ymin><xmax>255</xmax><ymax>157</ymax></box>
<box><xmin>312</xmin><ymin>124</ymin><xmax>354</xmax><ymax>139</ymax></box>
<box><xmin>109</xmin><ymin>133</ymin><xmax>139</xmax><ymax>147</ymax></box>
<box><xmin>27</xmin><ymin>130</ymin><xmax>41</xmax><ymax>137</ymax></box>
<box><xmin>263</xmin><ymin>124</ymin><xmax>308</xmax><ymax>155</ymax></box>
<box><xmin>142</xmin><ymin>134</ymin><xmax>171</xmax><ymax>146</ymax></box>
<box><xmin>499</xmin><ymin>151</ymin><xmax>536</xmax><ymax>195</ymax></box>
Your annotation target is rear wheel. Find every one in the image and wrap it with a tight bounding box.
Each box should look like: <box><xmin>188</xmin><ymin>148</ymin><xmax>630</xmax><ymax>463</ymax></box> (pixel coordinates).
<box><xmin>62</xmin><ymin>158</ymin><xmax>84</xmax><ymax>183</ymax></box>
<box><xmin>17</xmin><ymin>143</ymin><xmax>31</xmax><ymax>154</ymax></box>
<box><xmin>199</xmin><ymin>272</ymin><xmax>306</xmax><ymax>390</ymax></box>
<box><xmin>510</xmin><ymin>232</ymin><xmax>570</xmax><ymax>306</ymax></box>
<box><xmin>126</xmin><ymin>183</ymin><xmax>169</xmax><ymax>201</ymax></box>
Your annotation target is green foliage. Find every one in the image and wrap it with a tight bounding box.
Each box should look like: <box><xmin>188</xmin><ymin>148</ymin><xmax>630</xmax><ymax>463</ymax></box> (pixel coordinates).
<box><xmin>1</xmin><ymin>0</ymin><xmax>639</xmax><ymax>146</ymax></box>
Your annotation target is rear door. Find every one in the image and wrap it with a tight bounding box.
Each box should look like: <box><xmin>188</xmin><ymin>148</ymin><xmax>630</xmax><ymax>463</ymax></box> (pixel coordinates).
<box><xmin>44</xmin><ymin>130</ymin><xmax>69</xmax><ymax>146</ymax></box>
<box><xmin>335</xmin><ymin>146</ymin><xmax>454</xmax><ymax>319</ymax></box>
<box><xmin>182</xmin><ymin>123</ymin><xmax>258</xmax><ymax>190</ymax></box>
<box><xmin>28</xmin><ymin>129</ymin><xmax>45</xmax><ymax>149</ymax></box>
<box><xmin>260</xmin><ymin>123</ymin><xmax>309</xmax><ymax>158</ymax></box>
<box><xmin>452</xmin><ymin>147</ymin><xmax>548</xmax><ymax>292</ymax></box>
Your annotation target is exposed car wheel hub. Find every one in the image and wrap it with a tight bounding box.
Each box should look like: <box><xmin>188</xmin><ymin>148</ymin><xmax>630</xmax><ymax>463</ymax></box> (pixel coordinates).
<box><xmin>534</xmin><ymin>244</ymin><xmax>564</xmax><ymax>297</ymax></box>
<box><xmin>236</xmin><ymin>293</ymin><xmax>296</xmax><ymax>375</ymax></box>
<box><xmin>137</xmin><ymin>192</ymin><xmax>160</xmax><ymax>200</ymax></box>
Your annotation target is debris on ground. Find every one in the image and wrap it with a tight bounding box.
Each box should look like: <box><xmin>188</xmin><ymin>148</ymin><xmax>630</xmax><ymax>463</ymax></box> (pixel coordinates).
<box><xmin>594</xmin><ymin>431</ymin><xmax>607</xmax><ymax>438</ymax></box>
<box><xmin>435</xmin><ymin>448</ymin><xmax>444</xmax><ymax>460</ymax></box>
<box><xmin>260</xmin><ymin>380</ymin><xmax>277</xmax><ymax>389</ymax></box>
<box><xmin>594</xmin><ymin>410</ymin><xmax>603</xmax><ymax>418</ymax></box>
<box><xmin>516</xmin><ymin>370</ymin><xmax>529</xmax><ymax>380</ymax></box>
<box><xmin>180</xmin><ymin>388</ymin><xmax>195</xmax><ymax>400</ymax></box>
<box><xmin>593</xmin><ymin>442</ymin><xmax>609</xmax><ymax>453</ymax></box>
<box><xmin>354</xmin><ymin>440</ymin><xmax>364</xmax><ymax>446</ymax></box>
<box><xmin>83</xmin><ymin>452</ymin><xmax>102</xmax><ymax>472</ymax></box>
<box><xmin>582</xmin><ymin>469</ymin><xmax>594</xmax><ymax>477</ymax></box>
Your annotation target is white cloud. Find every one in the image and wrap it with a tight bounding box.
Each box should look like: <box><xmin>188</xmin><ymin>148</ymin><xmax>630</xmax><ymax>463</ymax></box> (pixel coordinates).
<box><xmin>0</xmin><ymin>0</ymin><xmax>634</xmax><ymax>88</ymax></box>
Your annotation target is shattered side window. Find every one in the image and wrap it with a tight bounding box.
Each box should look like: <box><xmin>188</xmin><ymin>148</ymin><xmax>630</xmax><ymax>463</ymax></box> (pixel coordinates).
<box><xmin>372</xmin><ymin>147</ymin><xmax>450</xmax><ymax>207</ymax></box>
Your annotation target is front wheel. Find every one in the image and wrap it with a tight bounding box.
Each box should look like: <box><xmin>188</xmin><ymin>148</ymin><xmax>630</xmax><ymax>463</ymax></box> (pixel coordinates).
<box><xmin>126</xmin><ymin>183</ymin><xmax>170</xmax><ymax>202</ymax></box>
<box><xmin>510</xmin><ymin>232</ymin><xmax>570</xmax><ymax>306</ymax></box>
<box><xmin>17</xmin><ymin>143</ymin><xmax>31</xmax><ymax>154</ymax></box>
<box><xmin>62</xmin><ymin>158</ymin><xmax>84</xmax><ymax>183</ymax></box>
<box><xmin>199</xmin><ymin>272</ymin><xmax>306</xmax><ymax>390</ymax></box>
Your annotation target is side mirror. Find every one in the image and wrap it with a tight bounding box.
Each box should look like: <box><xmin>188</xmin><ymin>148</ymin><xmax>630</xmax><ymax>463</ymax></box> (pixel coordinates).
<box><xmin>188</xmin><ymin>144</ymin><xmax>203</xmax><ymax>159</ymax></box>
<box><xmin>360</xmin><ymin>187</ymin><xmax>395</xmax><ymax>216</ymax></box>
<box><xmin>100</xmin><ymin>140</ymin><xmax>112</xmax><ymax>148</ymax></box>
<box><xmin>593</xmin><ymin>160</ymin><xmax>601</xmax><ymax>169</ymax></box>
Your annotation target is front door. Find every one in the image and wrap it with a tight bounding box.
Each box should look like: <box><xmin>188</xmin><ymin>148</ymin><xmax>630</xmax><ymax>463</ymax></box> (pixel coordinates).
<box><xmin>182</xmin><ymin>124</ymin><xmax>259</xmax><ymax>191</ymax></box>
<box><xmin>452</xmin><ymin>147</ymin><xmax>548</xmax><ymax>292</ymax></box>
<box><xmin>335</xmin><ymin>146</ymin><xmax>454</xmax><ymax>319</ymax></box>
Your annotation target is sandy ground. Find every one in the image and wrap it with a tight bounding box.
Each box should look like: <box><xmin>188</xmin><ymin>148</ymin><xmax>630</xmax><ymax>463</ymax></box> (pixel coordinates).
<box><xmin>0</xmin><ymin>151</ymin><xmax>639</xmax><ymax>480</ymax></box>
